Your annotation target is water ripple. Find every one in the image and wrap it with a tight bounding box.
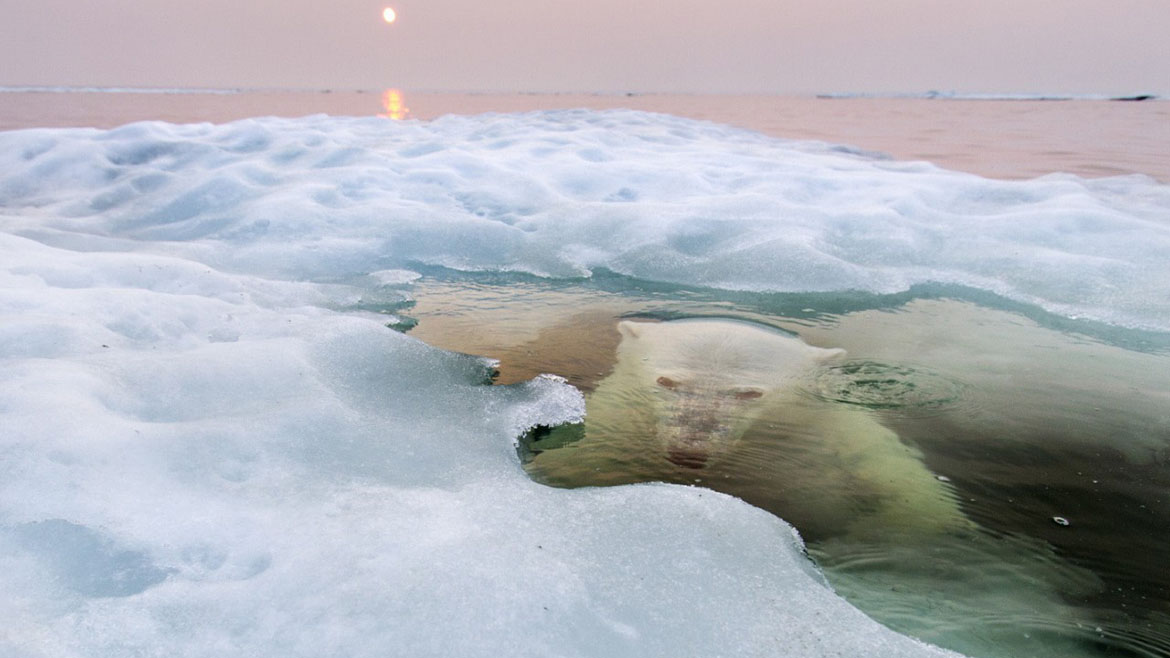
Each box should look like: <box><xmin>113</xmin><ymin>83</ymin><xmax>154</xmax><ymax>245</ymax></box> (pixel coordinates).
<box><xmin>805</xmin><ymin>360</ymin><xmax>969</xmax><ymax>415</ymax></box>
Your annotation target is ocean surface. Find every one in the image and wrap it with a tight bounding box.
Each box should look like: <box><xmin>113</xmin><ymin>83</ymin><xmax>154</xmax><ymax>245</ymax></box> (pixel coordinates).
<box><xmin>1</xmin><ymin>88</ymin><xmax>1168</xmax><ymax>657</ymax></box>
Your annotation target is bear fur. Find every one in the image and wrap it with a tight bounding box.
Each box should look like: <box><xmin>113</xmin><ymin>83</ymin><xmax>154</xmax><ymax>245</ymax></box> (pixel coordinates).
<box><xmin>602</xmin><ymin>318</ymin><xmax>843</xmax><ymax>468</ymax></box>
<box><xmin>582</xmin><ymin>318</ymin><xmax>969</xmax><ymax>538</ymax></box>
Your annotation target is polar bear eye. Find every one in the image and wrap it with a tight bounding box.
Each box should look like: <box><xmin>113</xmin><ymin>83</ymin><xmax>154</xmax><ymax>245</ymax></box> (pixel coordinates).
<box><xmin>656</xmin><ymin>376</ymin><xmax>678</xmax><ymax>389</ymax></box>
<box><xmin>733</xmin><ymin>389</ymin><xmax>764</xmax><ymax>400</ymax></box>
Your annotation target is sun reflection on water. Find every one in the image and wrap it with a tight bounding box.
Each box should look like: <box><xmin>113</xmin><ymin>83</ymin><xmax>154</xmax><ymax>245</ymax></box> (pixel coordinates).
<box><xmin>379</xmin><ymin>88</ymin><xmax>409</xmax><ymax>120</ymax></box>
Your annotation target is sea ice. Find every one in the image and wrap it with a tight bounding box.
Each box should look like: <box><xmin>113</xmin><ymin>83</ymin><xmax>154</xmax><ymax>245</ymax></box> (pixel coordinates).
<box><xmin>0</xmin><ymin>237</ymin><xmax>957</xmax><ymax>657</ymax></box>
<box><xmin>1</xmin><ymin>110</ymin><xmax>1167</xmax><ymax>329</ymax></box>
<box><xmin>3</xmin><ymin>108</ymin><xmax>1165</xmax><ymax>656</ymax></box>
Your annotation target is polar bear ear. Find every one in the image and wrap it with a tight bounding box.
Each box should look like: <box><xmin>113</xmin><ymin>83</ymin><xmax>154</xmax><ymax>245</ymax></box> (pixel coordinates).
<box><xmin>617</xmin><ymin>320</ymin><xmax>644</xmax><ymax>339</ymax></box>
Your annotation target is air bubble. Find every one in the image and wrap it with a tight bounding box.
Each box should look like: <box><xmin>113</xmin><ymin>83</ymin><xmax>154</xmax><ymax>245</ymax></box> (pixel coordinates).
<box><xmin>807</xmin><ymin>361</ymin><xmax>966</xmax><ymax>413</ymax></box>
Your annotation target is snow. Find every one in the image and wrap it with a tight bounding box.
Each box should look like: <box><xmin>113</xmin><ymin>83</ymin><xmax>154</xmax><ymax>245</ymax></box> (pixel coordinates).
<box><xmin>0</xmin><ymin>234</ymin><xmax>956</xmax><ymax>657</ymax></box>
<box><xmin>2</xmin><ymin>110</ymin><xmax>1166</xmax><ymax>330</ymax></box>
<box><xmin>3</xmin><ymin>108</ymin><xmax>1166</xmax><ymax>656</ymax></box>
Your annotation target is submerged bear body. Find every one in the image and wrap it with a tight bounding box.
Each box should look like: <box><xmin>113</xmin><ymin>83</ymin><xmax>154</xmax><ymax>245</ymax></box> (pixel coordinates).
<box><xmin>581</xmin><ymin>317</ymin><xmax>968</xmax><ymax>537</ymax></box>
<box><xmin>528</xmin><ymin>317</ymin><xmax>1095</xmax><ymax>640</ymax></box>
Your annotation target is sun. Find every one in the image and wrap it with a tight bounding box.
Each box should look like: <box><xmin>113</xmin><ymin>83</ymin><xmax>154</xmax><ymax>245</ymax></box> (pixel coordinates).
<box><xmin>382</xmin><ymin>7</ymin><xmax>397</xmax><ymax>24</ymax></box>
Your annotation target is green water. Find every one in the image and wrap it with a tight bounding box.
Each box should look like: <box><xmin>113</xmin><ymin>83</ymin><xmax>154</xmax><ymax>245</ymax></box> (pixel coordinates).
<box><xmin>400</xmin><ymin>272</ymin><xmax>1170</xmax><ymax>658</ymax></box>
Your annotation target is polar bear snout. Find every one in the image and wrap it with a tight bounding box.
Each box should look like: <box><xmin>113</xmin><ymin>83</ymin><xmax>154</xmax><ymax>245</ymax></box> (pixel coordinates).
<box><xmin>654</xmin><ymin>379</ymin><xmax>763</xmax><ymax>468</ymax></box>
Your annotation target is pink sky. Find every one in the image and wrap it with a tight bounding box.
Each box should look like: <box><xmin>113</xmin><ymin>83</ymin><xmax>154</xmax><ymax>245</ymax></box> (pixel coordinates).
<box><xmin>1</xmin><ymin>0</ymin><xmax>1167</xmax><ymax>94</ymax></box>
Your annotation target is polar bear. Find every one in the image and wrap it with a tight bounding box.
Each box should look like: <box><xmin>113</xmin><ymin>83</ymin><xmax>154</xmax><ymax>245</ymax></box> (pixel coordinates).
<box><xmin>600</xmin><ymin>318</ymin><xmax>844</xmax><ymax>468</ymax></box>
<box><xmin>578</xmin><ymin>318</ymin><xmax>969</xmax><ymax>538</ymax></box>
<box><xmin>528</xmin><ymin>317</ymin><xmax>1094</xmax><ymax>642</ymax></box>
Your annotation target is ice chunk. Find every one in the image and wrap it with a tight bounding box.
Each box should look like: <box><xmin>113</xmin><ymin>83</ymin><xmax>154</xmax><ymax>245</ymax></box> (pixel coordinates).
<box><xmin>368</xmin><ymin>268</ymin><xmax>422</xmax><ymax>286</ymax></box>
<box><xmin>1</xmin><ymin>111</ymin><xmax>1167</xmax><ymax>330</ymax></box>
<box><xmin>0</xmin><ymin>215</ymin><xmax>956</xmax><ymax>656</ymax></box>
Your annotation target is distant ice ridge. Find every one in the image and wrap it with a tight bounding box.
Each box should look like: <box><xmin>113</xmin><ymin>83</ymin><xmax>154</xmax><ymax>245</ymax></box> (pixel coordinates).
<box><xmin>0</xmin><ymin>145</ymin><xmax>963</xmax><ymax>653</ymax></box>
<box><xmin>816</xmin><ymin>90</ymin><xmax>1162</xmax><ymax>101</ymax></box>
<box><xmin>2</xmin><ymin>110</ymin><xmax>1167</xmax><ymax>331</ymax></box>
<box><xmin>0</xmin><ymin>85</ymin><xmax>245</xmax><ymax>94</ymax></box>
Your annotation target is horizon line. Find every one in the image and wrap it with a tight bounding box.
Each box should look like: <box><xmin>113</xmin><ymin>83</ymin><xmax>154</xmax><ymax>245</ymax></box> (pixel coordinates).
<box><xmin>0</xmin><ymin>84</ymin><xmax>1164</xmax><ymax>102</ymax></box>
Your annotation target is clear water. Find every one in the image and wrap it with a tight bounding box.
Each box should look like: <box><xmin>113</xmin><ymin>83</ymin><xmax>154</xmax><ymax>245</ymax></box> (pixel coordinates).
<box><xmin>405</xmin><ymin>270</ymin><xmax>1170</xmax><ymax>658</ymax></box>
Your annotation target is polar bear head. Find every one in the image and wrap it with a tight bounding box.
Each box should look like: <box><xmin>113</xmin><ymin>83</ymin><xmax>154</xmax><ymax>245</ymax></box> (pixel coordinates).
<box><xmin>610</xmin><ymin>319</ymin><xmax>845</xmax><ymax>468</ymax></box>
